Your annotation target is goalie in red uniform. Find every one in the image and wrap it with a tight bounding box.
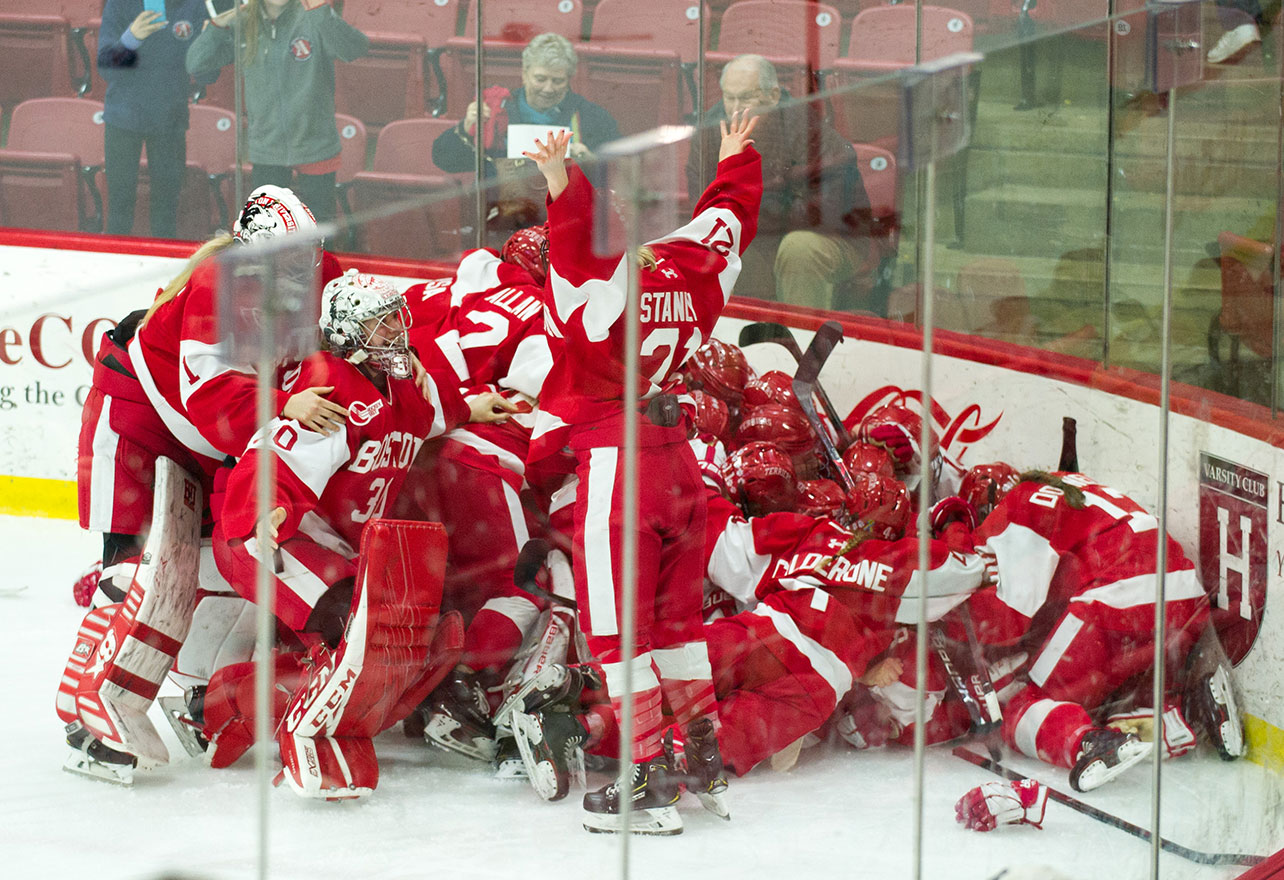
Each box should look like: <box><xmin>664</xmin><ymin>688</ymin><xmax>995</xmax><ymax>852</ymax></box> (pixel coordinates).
<box><xmin>508</xmin><ymin>114</ymin><xmax>762</xmax><ymax>835</ymax></box>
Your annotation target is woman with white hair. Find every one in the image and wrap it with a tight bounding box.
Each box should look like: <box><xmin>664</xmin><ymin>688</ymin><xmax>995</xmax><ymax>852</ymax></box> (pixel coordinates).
<box><xmin>432</xmin><ymin>32</ymin><xmax>620</xmax><ymax>177</ymax></box>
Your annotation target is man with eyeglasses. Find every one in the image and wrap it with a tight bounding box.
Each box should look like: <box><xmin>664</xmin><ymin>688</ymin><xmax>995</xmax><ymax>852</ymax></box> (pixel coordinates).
<box><xmin>686</xmin><ymin>54</ymin><xmax>876</xmax><ymax>311</ymax></box>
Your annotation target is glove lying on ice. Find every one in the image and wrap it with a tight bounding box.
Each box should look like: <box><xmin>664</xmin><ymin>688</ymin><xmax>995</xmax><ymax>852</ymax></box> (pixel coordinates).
<box><xmin>955</xmin><ymin>779</ymin><xmax>1048</xmax><ymax>832</ymax></box>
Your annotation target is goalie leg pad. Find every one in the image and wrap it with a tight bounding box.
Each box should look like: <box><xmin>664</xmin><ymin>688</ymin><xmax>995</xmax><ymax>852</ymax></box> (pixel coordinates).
<box><xmin>277</xmin><ymin>731</ymin><xmax>377</xmax><ymax>801</ymax></box>
<box><xmin>285</xmin><ymin>520</ymin><xmax>451</xmax><ymax>740</ymax></box>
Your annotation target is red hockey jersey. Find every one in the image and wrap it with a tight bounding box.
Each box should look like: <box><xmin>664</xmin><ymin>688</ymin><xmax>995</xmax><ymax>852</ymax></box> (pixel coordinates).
<box><xmin>220</xmin><ymin>350</ymin><xmax>468</xmax><ymax>550</ymax></box>
<box><xmin>132</xmin><ymin>251</ymin><xmax>344</xmax><ymax>461</ymax></box>
<box><xmin>532</xmin><ymin>149</ymin><xmax>762</xmax><ymax>457</ymax></box>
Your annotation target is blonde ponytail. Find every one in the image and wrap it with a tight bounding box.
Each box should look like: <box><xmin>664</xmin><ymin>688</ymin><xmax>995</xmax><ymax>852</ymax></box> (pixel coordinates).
<box><xmin>140</xmin><ymin>232</ymin><xmax>237</xmax><ymax>328</ymax></box>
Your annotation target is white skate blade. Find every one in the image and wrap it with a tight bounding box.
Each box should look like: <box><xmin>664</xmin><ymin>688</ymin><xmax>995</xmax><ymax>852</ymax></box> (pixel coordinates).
<box><xmin>582</xmin><ymin>805</ymin><xmax>683</xmax><ymax>836</ymax></box>
<box><xmin>424</xmin><ymin>712</ymin><xmax>497</xmax><ymax>762</ymax></box>
<box><xmin>1209</xmin><ymin>666</ymin><xmax>1245</xmax><ymax>759</ymax></box>
<box><xmin>158</xmin><ymin>696</ymin><xmax>207</xmax><ymax>758</ymax></box>
<box><xmin>493</xmin><ymin>665</ymin><xmax>568</xmax><ymax>728</ymax></box>
<box><xmin>695</xmin><ymin>788</ymin><xmax>731</xmax><ymax>820</ymax></box>
<box><xmin>62</xmin><ymin>749</ymin><xmax>134</xmax><ymax>786</ymax></box>
<box><xmin>1074</xmin><ymin>739</ymin><xmax>1153</xmax><ymax>792</ymax></box>
<box><xmin>510</xmin><ymin>710</ymin><xmax>570</xmax><ymax>801</ymax></box>
<box><xmin>494</xmin><ymin>755</ymin><xmax>528</xmax><ymax>780</ymax></box>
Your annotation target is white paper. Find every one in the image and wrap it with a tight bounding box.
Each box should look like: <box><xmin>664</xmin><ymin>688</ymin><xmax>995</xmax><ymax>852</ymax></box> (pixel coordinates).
<box><xmin>507</xmin><ymin>123</ymin><xmax>571</xmax><ymax>159</ymax></box>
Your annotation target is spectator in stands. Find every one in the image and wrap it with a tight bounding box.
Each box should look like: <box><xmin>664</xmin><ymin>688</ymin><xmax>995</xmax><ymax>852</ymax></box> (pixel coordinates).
<box><xmin>431</xmin><ymin>33</ymin><xmax>620</xmax><ymax>177</ymax></box>
<box><xmin>686</xmin><ymin>54</ymin><xmax>875</xmax><ymax>310</ymax></box>
<box><xmin>1207</xmin><ymin>0</ymin><xmax>1265</xmax><ymax>63</ymax></box>
<box><xmin>185</xmin><ymin>0</ymin><xmax>368</xmax><ymax>225</ymax></box>
<box><xmin>99</xmin><ymin>0</ymin><xmax>211</xmax><ymax>238</ymax></box>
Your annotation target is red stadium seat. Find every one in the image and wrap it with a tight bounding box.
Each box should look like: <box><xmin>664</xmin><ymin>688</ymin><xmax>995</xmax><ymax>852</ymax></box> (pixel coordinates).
<box><xmin>0</xmin><ymin>97</ymin><xmax>105</xmax><ymax>232</ymax></box>
<box><xmin>442</xmin><ymin>0</ymin><xmax>587</xmax><ymax>117</ymax></box>
<box><xmin>61</xmin><ymin>0</ymin><xmax>102</xmax><ymax>96</ymax></box>
<box><xmin>576</xmin><ymin>0</ymin><xmax>709</xmax><ymax>134</ymax></box>
<box><xmin>333</xmin><ymin>112</ymin><xmax>370</xmax><ymax>241</ymax></box>
<box><xmin>336</xmin><ymin>0</ymin><xmax>465</xmax><ymax>127</ymax></box>
<box><xmin>703</xmin><ymin>0</ymin><xmax>842</xmax><ymax>104</ymax></box>
<box><xmin>349</xmin><ymin>117</ymin><xmax>468</xmax><ymax>259</ymax></box>
<box><xmin>0</xmin><ymin>14</ymin><xmax>75</xmax><ymax>111</ymax></box>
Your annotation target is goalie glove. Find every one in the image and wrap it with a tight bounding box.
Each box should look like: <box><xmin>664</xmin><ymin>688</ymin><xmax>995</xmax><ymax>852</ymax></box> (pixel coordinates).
<box><xmin>955</xmin><ymin>779</ymin><xmax>1048</xmax><ymax>832</ymax></box>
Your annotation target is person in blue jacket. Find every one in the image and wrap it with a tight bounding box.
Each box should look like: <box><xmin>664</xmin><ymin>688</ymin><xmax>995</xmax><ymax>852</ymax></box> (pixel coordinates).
<box><xmin>99</xmin><ymin>0</ymin><xmax>211</xmax><ymax>238</ymax></box>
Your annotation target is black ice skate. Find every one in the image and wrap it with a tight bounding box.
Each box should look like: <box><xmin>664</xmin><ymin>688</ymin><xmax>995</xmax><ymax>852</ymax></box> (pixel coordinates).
<box><xmin>63</xmin><ymin>721</ymin><xmax>137</xmax><ymax>786</ymax></box>
<box><xmin>674</xmin><ymin>718</ymin><xmax>730</xmax><ymax>820</ymax></box>
<box><xmin>510</xmin><ymin>709</ymin><xmax>587</xmax><ymax>800</ymax></box>
<box><xmin>582</xmin><ymin>760</ymin><xmax>683</xmax><ymax>836</ymax></box>
<box><xmin>159</xmin><ymin>685</ymin><xmax>209</xmax><ymax>758</ymax></box>
<box><xmin>424</xmin><ymin>670</ymin><xmax>497</xmax><ymax>762</ymax></box>
<box><xmin>1185</xmin><ymin>664</ymin><xmax>1244</xmax><ymax>760</ymax></box>
<box><xmin>1069</xmin><ymin>727</ymin><xmax>1152</xmax><ymax>792</ymax></box>
<box><xmin>493</xmin><ymin>735</ymin><xmax>527</xmax><ymax>780</ymax></box>
<box><xmin>494</xmin><ymin>662</ymin><xmax>602</xmax><ymax>727</ymax></box>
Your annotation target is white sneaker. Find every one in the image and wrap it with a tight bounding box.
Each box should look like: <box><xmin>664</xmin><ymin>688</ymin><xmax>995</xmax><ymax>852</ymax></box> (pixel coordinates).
<box><xmin>1208</xmin><ymin>23</ymin><xmax>1261</xmax><ymax>64</ymax></box>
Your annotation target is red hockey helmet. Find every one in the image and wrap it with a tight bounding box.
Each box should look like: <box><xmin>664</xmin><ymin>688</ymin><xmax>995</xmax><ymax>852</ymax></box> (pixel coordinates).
<box><xmin>501</xmin><ymin>224</ymin><xmax>550</xmax><ymax>285</ymax></box>
<box><xmin>689</xmin><ymin>389</ymin><xmax>731</xmax><ymax>444</ymax></box>
<box><xmin>841</xmin><ymin>441</ymin><xmax>896</xmax><ymax>480</ymax></box>
<box><xmin>842</xmin><ymin>472</ymin><xmax>912</xmax><ymax>541</ymax></box>
<box><xmin>742</xmin><ymin>370</ymin><xmax>801</xmax><ymax>412</ymax></box>
<box><xmin>735</xmin><ymin>402</ymin><xmax>815</xmax><ymax>459</ymax></box>
<box><xmin>959</xmin><ymin>462</ymin><xmax>1020</xmax><ymax>519</ymax></box>
<box><xmin>684</xmin><ymin>338</ymin><xmax>750</xmax><ymax>407</ymax></box>
<box><xmin>796</xmin><ymin>478</ymin><xmax>846</xmax><ymax>518</ymax></box>
<box><xmin>725</xmin><ymin>441</ymin><xmax>797</xmax><ymax>515</ymax></box>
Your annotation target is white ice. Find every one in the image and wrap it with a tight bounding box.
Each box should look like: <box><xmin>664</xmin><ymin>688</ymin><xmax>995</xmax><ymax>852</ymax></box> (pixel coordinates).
<box><xmin>3</xmin><ymin>515</ymin><xmax>1279</xmax><ymax>880</ymax></box>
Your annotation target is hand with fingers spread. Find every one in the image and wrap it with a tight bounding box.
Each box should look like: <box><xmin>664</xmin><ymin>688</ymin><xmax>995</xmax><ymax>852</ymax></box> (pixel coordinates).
<box><xmin>523</xmin><ymin>130</ymin><xmax>571</xmax><ymax>200</ymax></box>
<box><xmin>719</xmin><ymin>109</ymin><xmax>759</xmax><ymax>162</ymax></box>
<box><xmin>283</xmin><ymin>385</ymin><xmax>348</xmax><ymax>434</ymax></box>
<box><xmin>129</xmin><ymin>9</ymin><xmax>168</xmax><ymax>40</ymax></box>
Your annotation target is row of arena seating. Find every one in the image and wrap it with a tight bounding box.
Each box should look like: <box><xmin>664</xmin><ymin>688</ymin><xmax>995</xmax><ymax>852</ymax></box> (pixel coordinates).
<box><xmin>0</xmin><ymin>97</ymin><xmax>899</xmax><ymax>263</ymax></box>
<box><xmin>2</xmin><ymin>0</ymin><xmax>1114</xmax><ymax>134</ymax></box>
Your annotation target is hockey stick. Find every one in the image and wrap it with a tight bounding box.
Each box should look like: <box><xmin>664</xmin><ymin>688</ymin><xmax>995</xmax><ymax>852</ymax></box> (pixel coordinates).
<box><xmin>952</xmin><ymin>746</ymin><xmax>1265</xmax><ymax>867</ymax></box>
<box><xmin>512</xmin><ymin>539</ymin><xmax>576</xmax><ymax>610</ymax></box>
<box><xmin>957</xmin><ymin>604</ymin><xmax>1004</xmax><ymax>758</ymax></box>
<box><xmin>931</xmin><ymin>628</ymin><xmax>1001</xmax><ymax>761</ymax></box>
<box><xmin>792</xmin><ymin>321</ymin><xmax>856</xmax><ymax>492</ymax></box>
<box><xmin>740</xmin><ymin>321</ymin><xmax>853</xmax><ymax>449</ymax></box>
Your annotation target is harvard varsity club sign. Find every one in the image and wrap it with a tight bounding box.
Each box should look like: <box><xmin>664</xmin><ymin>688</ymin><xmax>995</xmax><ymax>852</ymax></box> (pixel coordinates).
<box><xmin>1198</xmin><ymin>453</ymin><xmax>1269</xmax><ymax>665</ymax></box>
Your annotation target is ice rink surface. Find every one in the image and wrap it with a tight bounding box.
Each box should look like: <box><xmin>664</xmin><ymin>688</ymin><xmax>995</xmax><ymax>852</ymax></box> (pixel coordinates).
<box><xmin>4</xmin><ymin>516</ymin><xmax>1280</xmax><ymax>880</ymax></box>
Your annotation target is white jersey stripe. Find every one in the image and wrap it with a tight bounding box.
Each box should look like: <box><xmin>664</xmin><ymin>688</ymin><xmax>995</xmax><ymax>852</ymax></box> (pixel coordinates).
<box><xmin>1014</xmin><ymin>697</ymin><xmax>1063</xmax><ymax>760</ymax></box>
<box><xmin>87</xmin><ymin>395</ymin><xmax>122</xmax><ymax>531</ymax></box>
<box><xmin>244</xmin><ymin>537</ymin><xmax>330</xmax><ymax>610</ymax></box>
<box><xmin>1071</xmin><ymin>568</ymin><xmax>1205</xmax><ymax>609</ymax></box>
<box><xmin>1029</xmin><ymin>614</ymin><xmax>1085</xmax><ymax>687</ymax></box>
<box><xmin>445</xmin><ymin>428</ymin><xmax>526</xmax><ymax>477</ymax></box>
<box><xmin>129</xmin><ymin>334</ymin><xmax>223</xmax><ymax>461</ymax></box>
<box><xmin>652</xmin><ymin>642</ymin><xmax>714</xmax><ymax>682</ymax></box>
<box><xmin>584</xmin><ymin>447</ymin><xmax>619</xmax><ymax>637</ymax></box>
<box><xmin>751</xmin><ymin>602</ymin><xmax>853</xmax><ymax>702</ymax></box>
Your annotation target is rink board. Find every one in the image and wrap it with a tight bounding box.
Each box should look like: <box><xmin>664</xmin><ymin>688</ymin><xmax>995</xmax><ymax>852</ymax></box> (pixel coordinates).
<box><xmin>2</xmin><ymin>234</ymin><xmax>1283</xmax><ymax>768</ymax></box>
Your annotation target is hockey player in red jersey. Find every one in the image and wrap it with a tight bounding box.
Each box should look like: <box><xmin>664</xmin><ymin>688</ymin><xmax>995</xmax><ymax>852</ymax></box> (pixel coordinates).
<box><xmin>968</xmin><ymin>471</ymin><xmax>1235</xmax><ymax>791</ymax></box>
<box><xmin>511</xmin><ymin>114</ymin><xmax>762</xmax><ymax>835</ymax></box>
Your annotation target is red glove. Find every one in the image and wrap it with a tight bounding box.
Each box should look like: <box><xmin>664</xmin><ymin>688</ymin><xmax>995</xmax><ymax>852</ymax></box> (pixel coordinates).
<box><xmin>865</xmin><ymin>421</ymin><xmax>915</xmax><ymax>465</ymax></box>
<box><xmin>72</xmin><ymin>560</ymin><xmax>102</xmax><ymax>608</ymax></box>
<box><xmin>955</xmin><ymin>779</ymin><xmax>1048</xmax><ymax>832</ymax></box>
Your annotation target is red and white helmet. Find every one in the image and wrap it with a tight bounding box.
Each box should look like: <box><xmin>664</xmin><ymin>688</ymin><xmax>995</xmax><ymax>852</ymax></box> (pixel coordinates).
<box><xmin>842</xmin><ymin>441</ymin><xmax>896</xmax><ymax>480</ymax></box>
<box><xmin>859</xmin><ymin>403</ymin><xmax>941</xmax><ymax>490</ymax></box>
<box><xmin>320</xmin><ymin>269</ymin><xmax>412</xmax><ymax>379</ymax></box>
<box><xmin>735</xmin><ymin>402</ymin><xmax>815</xmax><ymax>460</ymax></box>
<box><xmin>795</xmin><ymin>478</ymin><xmax>846</xmax><ymax>518</ymax></box>
<box><xmin>742</xmin><ymin>370</ymin><xmax>801</xmax><ymax>413</ymax></box>
<box><xmin>233</xmin><ymin>185</ymin><xmax>318</xmax><ymax>244</ymax></box>
<box><xmin>959</xmin><ymin>462</ymin><xmax>1020</xmax><ymax>519</ymax></box>
<box><xmin>841</xmin><ymin>472</ymin><xmax>912</xmax><ymax>541</ymax></box>
<box><xmin>725</xmin><ymin>441</ymin><xmax>797</xmax><ymax>515</ymax></box>
<box><xmin>684</xmin><ymin>338</ymin><xmax>750</xmax><ymax>407</ymax></box>
<box><xmin>501</xmin><ymin>224</ymin><xmax>549</xmax><ymax>286</ymax></box>
<box><xmin>689</xmin><ymin>389</ymin><xmax>731</xmax><ymax>445</ymax></box>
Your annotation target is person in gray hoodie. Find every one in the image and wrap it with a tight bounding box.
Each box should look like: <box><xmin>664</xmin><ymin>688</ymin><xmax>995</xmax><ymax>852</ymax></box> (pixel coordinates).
<box><xmin>186</xmin><ymin>0</ymin><xmax>368</xmax><ymax>224</ymax></box>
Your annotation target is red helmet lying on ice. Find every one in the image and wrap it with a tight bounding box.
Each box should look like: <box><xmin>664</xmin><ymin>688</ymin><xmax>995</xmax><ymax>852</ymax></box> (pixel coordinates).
<box><xmin>735</xmin><ymin>402</ymin><xmax>815</xmax><ymax>460</ymax></box>
<box><xmin>501</xmin><ymin>224</ymin><xmax>550</xmax><ymax>286</ymax></box>
<box><xmin>725</xmin><ymin>441</ymin><xmax>797</xmax><ymax>515</ymax></box>
<box><xmin>796</xmin><ymin>478</ymin><xmax>846</xmax><ymax>518</ymax></box>
<box><xmin>959</xmin><ymin>462</ymin><xmax>1020</xmax><ymax>519</ymax></box>
<box><xmin>684</xmin><ymin>338</ymin><xmax>750</xmax><ymax>407</ymax></box>
<box><xmin>841</xmin><ymin>472</ymin><xmax>912</xmax><ymax>541</ymax></box>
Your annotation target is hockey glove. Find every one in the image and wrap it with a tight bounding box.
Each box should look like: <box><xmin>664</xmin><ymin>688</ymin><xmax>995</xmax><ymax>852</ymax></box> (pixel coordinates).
<box><xmin>955</xmin><ymin>779</ymin><xmax>1048</xmax><ymax>832</ymax></box>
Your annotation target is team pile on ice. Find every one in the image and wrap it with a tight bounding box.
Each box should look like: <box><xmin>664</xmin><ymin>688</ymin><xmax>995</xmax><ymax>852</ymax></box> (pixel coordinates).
<box><xmin>55</xmin><ymin>117</ymin><xmax>1244</xmax><ymax>838</ymax></box>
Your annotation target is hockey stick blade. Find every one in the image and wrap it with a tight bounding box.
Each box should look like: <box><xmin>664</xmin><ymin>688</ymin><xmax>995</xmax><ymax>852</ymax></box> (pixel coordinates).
<box><xmin>952</xmin><ymin>747</ymin><xmax>1265</xmax><ymax>867</ymax></box>
<box><xmin>794</xmin><ymin>322</ymin><xmax>855</xmax><ymax>491</ymax></box>
<box><xmin>740</xmin><ymin>321</ymin><xmax>852</xmax><ymax>449</ymax></box>
<box><xmin>512</xmin><ymin>539</ymin><xmax>576</xmax><ymax>609</ymax></box>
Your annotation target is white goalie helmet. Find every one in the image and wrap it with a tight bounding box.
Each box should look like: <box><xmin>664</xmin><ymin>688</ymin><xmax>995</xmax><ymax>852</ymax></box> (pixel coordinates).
<box><xmin>233</xmin><ymin>185</ymin><xmax>318</xmax><ymax>244</ymax></box>
<box><xmin>320</xmin><ymin>269</ymin><xmax>413</xmax><ymax>379</ymax></box>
